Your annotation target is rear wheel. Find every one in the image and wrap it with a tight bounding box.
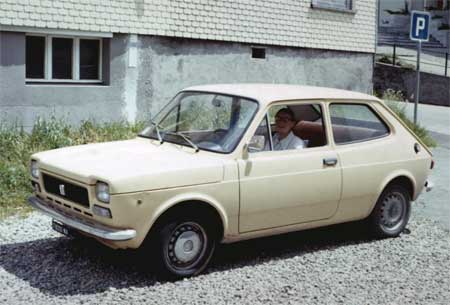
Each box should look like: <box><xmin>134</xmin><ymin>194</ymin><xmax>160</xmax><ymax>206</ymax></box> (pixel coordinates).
<box><xmin>153</xmin><ymin>216</ymin><xmax>216</xmax><ymax>279</ymax></box>
<box><xmin>369</xmin><ymin>184</ymin><xmax>411</xmax><ymax>238</ymax></box>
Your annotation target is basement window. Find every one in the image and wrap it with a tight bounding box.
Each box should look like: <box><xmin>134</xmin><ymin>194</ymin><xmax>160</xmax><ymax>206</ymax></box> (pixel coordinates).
<box><xmin>26</xmin><ymin>35</ymin><xmax>103</xmax><ymax>83</ymax></box>
<box><xmin>252</xmin><ymin>47</ymin><xmax>266</xmax><ymax>59</ymax></box>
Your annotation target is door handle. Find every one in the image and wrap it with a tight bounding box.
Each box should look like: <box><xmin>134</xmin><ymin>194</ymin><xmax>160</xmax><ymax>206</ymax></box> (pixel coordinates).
<box><xmin>323</xmin><ymin>157</ymin><xmax>338</xmax><ymax>166</ymax></box>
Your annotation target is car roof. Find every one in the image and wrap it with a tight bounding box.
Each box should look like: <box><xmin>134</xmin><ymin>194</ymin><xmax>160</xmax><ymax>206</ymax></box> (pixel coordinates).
<box><xmin>183</xmin><ymin>84</ymin><xmax>379</xmax><ymax>106</ymax></box>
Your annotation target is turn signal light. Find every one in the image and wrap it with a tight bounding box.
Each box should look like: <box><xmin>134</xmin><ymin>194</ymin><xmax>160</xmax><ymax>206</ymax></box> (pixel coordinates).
<box><xmin>31</xmin><ymin>181</ymin><xmax>41</xmax><ymax>193</ymax></box>
<box><xmin>93</xmin><ymin>205</ymin><xmax>112</xmax><ymax>218</ymax></box>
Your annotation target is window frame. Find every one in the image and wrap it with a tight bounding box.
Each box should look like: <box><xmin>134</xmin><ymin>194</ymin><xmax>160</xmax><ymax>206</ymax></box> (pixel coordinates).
<box><xmin>25</xmin><ymin>34</ymin><xmax>103</xmax><ymax>84</ymax></box>
<box><xmin>266</xmin><ymin>113</ymin><xmax>274</xmax><ymax>151</ymax></box>
<box><xmin>328</xmin><ymin>102</ymin><xmax>391</xmax><ymax>146</ymax></box>
<box><xmin>310</xmin><ymin>0</ymin><xmax>355</xmax><ymax>13</ymax></box>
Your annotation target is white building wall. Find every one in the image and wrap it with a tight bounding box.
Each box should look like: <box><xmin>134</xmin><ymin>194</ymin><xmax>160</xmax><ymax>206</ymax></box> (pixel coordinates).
<box><xmin>0</xmin><ymin>0</ymin><xmax>377</xmax><ymax>53</ymax></box>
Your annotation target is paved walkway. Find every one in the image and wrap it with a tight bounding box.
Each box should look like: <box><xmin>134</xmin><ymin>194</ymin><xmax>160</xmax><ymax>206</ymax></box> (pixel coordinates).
<box><xmin>403</xmin><ymin>102</ymin><xmax>450</xmax><ymax>134</ymax></box>
<box><xmin>398</xmin><ymin>102</ymin><xmax>450</xmax><ymax>231</ymax></box>
<box><xmin>377</xmin><ymin>45</ymin><xmax>449</xmax><ymax>76</ymax></box>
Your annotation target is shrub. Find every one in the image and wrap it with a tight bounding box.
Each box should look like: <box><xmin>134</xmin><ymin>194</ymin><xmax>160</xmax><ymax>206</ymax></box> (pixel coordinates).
<box><xmin>0</xmin><ymin>118</ymin><xmax>144</xmax><ymax>218</ymax></box>
<box><xmin>382</xmin><ymin>89</ymin><xmax>437</xmax><ymax>148</ymax></box>
<box><xmin>376</xmin><ymin>54</ymin><xmax>415</xmax><ymax>70</ymax></box>
<box><xmin>438</xmin><ymin>23</ymin><xmax>449</xmax><ymax>30</ymax></box>
<box><xmin>382</xmin><ymin>89</ymin><xmax>406</xmax><ymax>102</ymax></box>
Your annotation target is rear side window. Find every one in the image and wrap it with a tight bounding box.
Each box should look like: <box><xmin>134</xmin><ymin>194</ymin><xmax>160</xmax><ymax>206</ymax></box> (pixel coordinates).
<box><xmin>330</xmin><ymin>104</ymin><xmax>390</xmax><ymax>144</ymax></box>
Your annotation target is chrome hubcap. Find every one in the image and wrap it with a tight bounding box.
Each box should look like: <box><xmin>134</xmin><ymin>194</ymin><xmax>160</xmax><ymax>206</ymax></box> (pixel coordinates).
<box><xmin>381</xmin><ymin>191</ymin><xmax>406</xmax><ymax>231</ymax></box>
<box><xmin>167</xmin><ymin>222</ymin><xmax>207</xmax><ymax>269</ymax></box>
<box><xmin>174</xmin><ymin>231</ymin><xmax>202</xmax><ymax>263</ymax></box>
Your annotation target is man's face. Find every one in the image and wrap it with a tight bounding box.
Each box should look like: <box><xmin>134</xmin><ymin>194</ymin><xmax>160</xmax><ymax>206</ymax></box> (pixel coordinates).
<box><xmin>275</xmin><ymin>112</ymin><xmax>296</xmax><ymax>135</ymax></box>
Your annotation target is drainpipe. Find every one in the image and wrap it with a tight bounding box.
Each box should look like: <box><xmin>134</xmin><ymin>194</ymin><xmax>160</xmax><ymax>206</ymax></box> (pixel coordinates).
<box><xmin>373</xmin><ymin>0</ymin><xmax>380</xmax><ymax>94</ymax></box>
<box><xmin>376</xmin><ymin>0</ymin><xmax>380</xmax><ymax>51</ymax></box>
<box><xmin>123</xmin><ymin>34</ymin><xmax>138</xmax><ymax>123</ymax></box>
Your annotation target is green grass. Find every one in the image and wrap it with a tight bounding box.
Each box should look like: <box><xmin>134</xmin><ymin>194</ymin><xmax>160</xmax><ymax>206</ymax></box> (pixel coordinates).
<box><xmin>380</xmin><ymin>89</ymin><xmax>437</xmax><ymax>148</ymax></box>
<box><xmin>386</xmin><ymin>101</ymin><xmax>437</xmax><ymax>148</ymax></box>
<box><xmin>0</xmin><ymin>117</ymin><xmax>144</xmax><ymax>219</ymax></box>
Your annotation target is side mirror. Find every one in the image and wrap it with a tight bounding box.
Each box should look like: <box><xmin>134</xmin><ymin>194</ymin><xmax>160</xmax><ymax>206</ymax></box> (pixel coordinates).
<box><xmin>248</xmin><ymin>135</ymin><xmax>266</xmax><ymax>152</ymax></box>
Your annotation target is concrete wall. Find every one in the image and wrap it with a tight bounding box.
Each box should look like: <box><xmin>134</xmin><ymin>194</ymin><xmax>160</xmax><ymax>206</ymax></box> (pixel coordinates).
<box><xmin>373</xmin><ymin>63</ymin><xmax>450</xmax><ymax>106</ymax></box>
<box><xmin>1</xmin><ymin>32</ymin><xmax>375</xmax><ymax>128</ymax></box>
<box><xmin>0</xmin><ymin>31</ymin><xmax>130</xmax><ymax>128</ymax></box>
<box><xmin>138</xmin><ymin>36</ymin><xmax>375</xmax><ymax>119</ymax></box>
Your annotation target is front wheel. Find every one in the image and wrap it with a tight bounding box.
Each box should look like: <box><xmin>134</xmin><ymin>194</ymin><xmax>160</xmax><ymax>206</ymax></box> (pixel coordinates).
<box><xmin>154</xmin><ymin>217</ymin><xmax>216</xmax><ymax>279</ymax></box>
<box><xmin>368</xmin><ymin>184</ymin><xmax>411</xmax><ymax>238</ymax></box>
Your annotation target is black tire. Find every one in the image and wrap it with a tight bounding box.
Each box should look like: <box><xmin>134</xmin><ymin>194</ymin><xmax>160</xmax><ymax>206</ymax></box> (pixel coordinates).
<box><xmin>368</xmin><ymin>184</ymin><xmax>411</xmax><ymax>238</ymax></box>
<box><xmin>152</xmin><ymin>215</ymin><xmax>216</xmax><ymax>279</ymax></box>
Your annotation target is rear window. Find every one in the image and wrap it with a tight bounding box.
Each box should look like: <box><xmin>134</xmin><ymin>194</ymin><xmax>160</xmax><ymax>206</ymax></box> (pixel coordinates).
<box><xmin>330</xmin><ymin>104</ymin><xmax>390</xmax><ymax>144</ymax></box>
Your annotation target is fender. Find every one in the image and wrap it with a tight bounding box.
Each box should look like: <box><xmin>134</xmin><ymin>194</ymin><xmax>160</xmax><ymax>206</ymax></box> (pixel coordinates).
<box><xmin>143</xmin><ymin>192</ymin><xmax>229</xmax><ymax>241</ymax></box>
<box><xmin>368</xmin><ymin>170</ymin><xmax>417</xmax><ymax>214</ymax></box>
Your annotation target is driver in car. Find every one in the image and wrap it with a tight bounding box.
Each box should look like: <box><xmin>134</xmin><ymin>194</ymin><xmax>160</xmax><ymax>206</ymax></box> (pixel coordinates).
<box><xmin>269</xmin><ymin>108</ymin><xmax>305</xmax><ymax>151</ymax></box>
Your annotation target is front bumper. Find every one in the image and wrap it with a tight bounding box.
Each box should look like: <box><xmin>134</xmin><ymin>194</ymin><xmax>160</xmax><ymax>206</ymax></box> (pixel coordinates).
<box><xmin>28</xmin><ymin>196</ymin><xmax>136</xmax><ymax>241</ymax></box>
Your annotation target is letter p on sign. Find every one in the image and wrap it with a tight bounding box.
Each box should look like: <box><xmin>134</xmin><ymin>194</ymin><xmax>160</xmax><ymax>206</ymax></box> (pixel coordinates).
<box><xmin>410</xmin><ymin>11</ymin><xmax>430</xmax><ymax>42</ymax></box>
<box><xmin>416</xmin><ymin>17</ymin><xmax>426</xmax><ymax>36</ymax></box>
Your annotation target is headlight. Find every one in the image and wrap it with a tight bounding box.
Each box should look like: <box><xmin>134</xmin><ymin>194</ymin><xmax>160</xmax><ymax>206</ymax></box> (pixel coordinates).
<box><xmin>30</xmin><ymin>160</ymin><xmax>40</xmax><ymax>179</ymax></box>
<box><xmin>95</xmin><ymin>182</ymin><xmax>110</xmax><ymax>203</ymax></box>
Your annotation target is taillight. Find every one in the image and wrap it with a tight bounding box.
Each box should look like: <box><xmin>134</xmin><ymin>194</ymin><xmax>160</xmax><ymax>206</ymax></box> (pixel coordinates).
<box><xmin>430</xmin><ymin>159</ymin><xmax>435</xmax><ymax>170</ymax></box>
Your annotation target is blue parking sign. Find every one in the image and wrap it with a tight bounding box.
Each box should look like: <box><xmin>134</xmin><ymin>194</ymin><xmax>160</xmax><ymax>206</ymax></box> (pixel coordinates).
<box><xmin>410</xmin><ymin>11</ymin><xmax>430</xmax><ymax>41</ymax></box>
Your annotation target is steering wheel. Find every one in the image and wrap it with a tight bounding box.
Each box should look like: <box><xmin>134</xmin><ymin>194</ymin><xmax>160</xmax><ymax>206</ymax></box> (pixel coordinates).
<box><xmin>202</xmin><ymin>128</ymin><xmax>228</xmax><ymax>144</ymax></box>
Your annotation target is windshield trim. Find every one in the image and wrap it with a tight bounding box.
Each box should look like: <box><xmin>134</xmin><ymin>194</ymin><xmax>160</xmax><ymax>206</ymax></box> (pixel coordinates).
<box><xmin>138</xmin><ymin>90</ymin><xmax>260</xmax><ymax>154</ymax></box>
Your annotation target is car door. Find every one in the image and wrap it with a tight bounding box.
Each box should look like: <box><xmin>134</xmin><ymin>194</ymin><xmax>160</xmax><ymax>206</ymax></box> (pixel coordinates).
<box><xmin>328</xmin><ymin>102</ymin><xmax>393</xmax><ymax>219</ymax></box>
<box><xmin>237</xmin><ymin>102</ymin><xmax>342</xmax><ymax>233</ymax></box>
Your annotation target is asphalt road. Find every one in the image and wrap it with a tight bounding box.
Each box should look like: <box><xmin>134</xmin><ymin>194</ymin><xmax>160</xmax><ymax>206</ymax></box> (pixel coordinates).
<box><xmin>402</xmin><ymin>102</ymin><xmax>450</xmax><ymax>231</ymax></box>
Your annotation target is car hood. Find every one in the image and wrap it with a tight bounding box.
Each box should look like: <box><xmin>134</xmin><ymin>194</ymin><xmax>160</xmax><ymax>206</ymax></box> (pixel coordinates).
<box><xmin>32</xmin><ymin>137</ymin><xmax>224</xmax><ymax>194</ymax></box>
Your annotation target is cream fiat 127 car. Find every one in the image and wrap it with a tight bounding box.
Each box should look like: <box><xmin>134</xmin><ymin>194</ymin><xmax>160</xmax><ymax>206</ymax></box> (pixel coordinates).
<box><xmin>29</xmin><ymin>84</ymin><xmax>434</xmax><ymax>278</ymax></box>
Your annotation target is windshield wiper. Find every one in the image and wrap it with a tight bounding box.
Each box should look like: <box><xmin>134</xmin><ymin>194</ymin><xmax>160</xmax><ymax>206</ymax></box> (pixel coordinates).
<box><xmin>150</xmin><ymin>121</ymin><xmax>163</xmax><ymax>143</ymax></box>
<box><xmin>164</xmin><ymin>131</ymin><xmax>199</xmax><ymax>152</ymax></box>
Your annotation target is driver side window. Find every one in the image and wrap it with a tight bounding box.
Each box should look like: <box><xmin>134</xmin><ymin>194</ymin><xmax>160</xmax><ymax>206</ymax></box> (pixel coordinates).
<box><xmin>249</xmin><ymin>103</ymin><xmax>327</xmax><ymax>153</ymax></box>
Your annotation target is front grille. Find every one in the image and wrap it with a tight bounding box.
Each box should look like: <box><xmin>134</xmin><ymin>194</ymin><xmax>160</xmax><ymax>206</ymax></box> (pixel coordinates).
<box><xmin>42</xmin><ymin>174</ymin><xmax>90</xmax><ymax>208</ymax></box>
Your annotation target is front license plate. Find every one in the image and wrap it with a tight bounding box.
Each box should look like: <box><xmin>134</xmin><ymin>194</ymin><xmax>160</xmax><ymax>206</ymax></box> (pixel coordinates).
<box><xmin>52</xmin><ymin>220</ymin><xmax>70</xmax><ymax>236</ymax></box>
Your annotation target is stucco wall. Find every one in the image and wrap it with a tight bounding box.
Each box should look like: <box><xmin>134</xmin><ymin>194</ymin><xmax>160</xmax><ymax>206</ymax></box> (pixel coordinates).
<box><xmin>0</xmin><ymin>0</ymin><xmax>376</xmax><ymax>54</ymax></box>
<box><xmin>374</xmin><ymin>63</ymin><xmax>450</xmax><ymax>106</ymax></box>
<box><xmin>1</xmin><ymin>33</ymin><xmax>374</xmax><ymax>127</ymax></box>
<box><xmin>0</xmin><ymin>31</ymin><xmax>129</xmax><ymax>128</ymax></box>
<box><xmin>138</xmin><ymin>36</ymin><xmax>374</xmax><ymax>119</ymax></box>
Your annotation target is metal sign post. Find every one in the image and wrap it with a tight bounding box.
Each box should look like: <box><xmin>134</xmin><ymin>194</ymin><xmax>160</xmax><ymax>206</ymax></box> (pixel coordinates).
<box><xmin>410</xmin><ymin>11</ymin><xmax>430</xmax><ymax>125</ymax></box>
<box><xmin>414</xmin><ymin>40</ymin><xmax>421</xmax><ymax>124</ymax></box>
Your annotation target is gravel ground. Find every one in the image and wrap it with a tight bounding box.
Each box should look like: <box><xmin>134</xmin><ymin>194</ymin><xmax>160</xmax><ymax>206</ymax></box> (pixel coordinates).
<box><xmin>1</xmin><ymin>210</ymin><xmax>449</xmax><ymax>305</ymax></box>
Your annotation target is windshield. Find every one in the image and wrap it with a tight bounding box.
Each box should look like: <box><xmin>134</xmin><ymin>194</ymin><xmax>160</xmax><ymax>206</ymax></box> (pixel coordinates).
<box><xmin>139</xmin><ymin>91</ymin><xmax>259</xmax><ymax>153</ymax></box>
